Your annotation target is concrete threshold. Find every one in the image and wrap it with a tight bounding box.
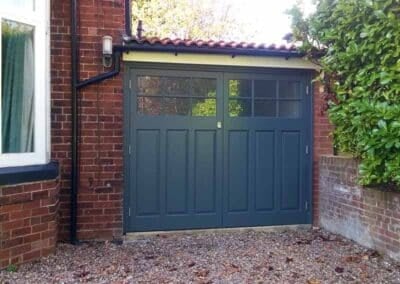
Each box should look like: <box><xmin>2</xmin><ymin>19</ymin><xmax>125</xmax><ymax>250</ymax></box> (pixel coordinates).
<box><xmin>125</xmin><ymin>224</ymin><xmax>312</xmax><ymax>241</ymax></box>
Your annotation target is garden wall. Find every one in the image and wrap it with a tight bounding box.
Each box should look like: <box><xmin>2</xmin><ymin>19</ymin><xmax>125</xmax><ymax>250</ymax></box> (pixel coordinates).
<box><xmin>319</xmin><ymin>155</ymin><xmax>400</xmax><ymax>261</ymax></box>
<box><xmin>0</xmin><ymin>179</ymin><xmax>59</xmax><ymax>269</ymax></box>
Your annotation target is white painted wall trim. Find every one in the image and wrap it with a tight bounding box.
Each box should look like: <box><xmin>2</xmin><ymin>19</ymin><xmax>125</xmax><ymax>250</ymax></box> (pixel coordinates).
<box><xmin>123</xmin><ymin>51</ymin><xmax>319</xmax><ymax>70</ymax></box>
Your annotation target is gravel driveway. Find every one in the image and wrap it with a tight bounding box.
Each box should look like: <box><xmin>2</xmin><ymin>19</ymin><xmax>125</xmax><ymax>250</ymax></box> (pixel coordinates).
<box><xmin>1</xmin><ymin>228</ymin><xmax>399</xmax><ymax>283</ymax></box>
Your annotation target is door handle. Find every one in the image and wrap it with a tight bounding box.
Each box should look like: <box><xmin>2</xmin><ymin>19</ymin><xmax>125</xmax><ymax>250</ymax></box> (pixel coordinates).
<box><xmin>217</xmin><ymin>121</ymin><xmax>222</xmax><ymax>129</ymax></box>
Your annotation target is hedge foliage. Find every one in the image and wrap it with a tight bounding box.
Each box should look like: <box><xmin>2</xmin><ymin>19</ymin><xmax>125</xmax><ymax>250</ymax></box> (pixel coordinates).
<box><xmin>290</xmin><ymin>0</ymin><xmax>400</xmax><ymax>187</ymax></box>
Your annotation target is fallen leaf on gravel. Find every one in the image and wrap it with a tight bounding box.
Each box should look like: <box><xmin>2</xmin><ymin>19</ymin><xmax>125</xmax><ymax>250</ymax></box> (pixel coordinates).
<box><xmin>295</xmin><ymin>239</ymin><xmax>312</xmax><ymax>245</ymax></box>
<box><xmin>169</xmin><ymin>267</ymin><xmax>177</xmax><ymax>272</ymax></box>
<box><xmin>224</xmin><ymin>263</ymin><xmax>241</xmax><ymax>275</ymax></box>
<box><xmin>156</xmin><ymin>234</ymin><xmax>169</xmax><ymax>239</ymax></box>
<box><xmin>74</xmin><ymin>271</ymin><xmax>90</xmax><ymax>278</ymax></box>
<box><xmin>195</xmin><ymin>269</ymin><xmax>210</xmax><ymax>278</ymax></box>
<box><xmin>335</xmin><ymin>267</ymin><xmax>344</xmax><ymax>273</ymax></box>
<box><xmin>367</xmin><ymin>250</ymin><xmax>380</xmax><ymax>258</ymax></box>
<box><xmin>307</xmin><ymin>278</ymin><xmax>321</xmax><ymax>284</ymax></box>
<box><xmin>286</xmin><ymin>257</ymin><xmax>294</xmax><ymax>263</ymax></box>
<box><xmin>360</xmin><ymin>272</ymin><xmax>370</xmax><ymax>280</ymax></box>
<box><xmin>344</xmin><ymin>255</ymin><xmax>362</xmax><ymax>263</ymax></box>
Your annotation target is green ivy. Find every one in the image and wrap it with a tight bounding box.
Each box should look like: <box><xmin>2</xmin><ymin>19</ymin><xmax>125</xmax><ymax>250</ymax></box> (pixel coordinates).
<box><xmin>289</xmin><ymin>0</ymin><xmax>400</xmax><ymax>187</ymax></box>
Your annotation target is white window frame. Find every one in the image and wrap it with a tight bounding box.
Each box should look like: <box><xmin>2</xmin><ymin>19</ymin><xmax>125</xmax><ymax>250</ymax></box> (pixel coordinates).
<box><xmin>0</xmin><ymin>0</ymin><xmax>50</xmax><ymax>167</ymax></box>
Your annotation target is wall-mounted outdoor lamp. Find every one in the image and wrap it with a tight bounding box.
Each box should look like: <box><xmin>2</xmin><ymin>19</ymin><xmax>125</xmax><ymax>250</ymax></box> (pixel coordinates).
<box><xmin>102</xmin><ymin>36</ymin><xmax>113</xmax><ymax>68</ymax></box>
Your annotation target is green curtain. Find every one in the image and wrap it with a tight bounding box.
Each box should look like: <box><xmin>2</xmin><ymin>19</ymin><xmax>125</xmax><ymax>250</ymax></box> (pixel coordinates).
<box><xmin>1</xmin><ymin>24</ymin><xmax>34</xmax><ymax>153</ymax></box>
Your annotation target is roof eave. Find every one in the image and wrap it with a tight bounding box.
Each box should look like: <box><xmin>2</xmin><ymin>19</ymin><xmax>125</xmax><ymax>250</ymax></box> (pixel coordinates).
<box><xmin>115</xmin><ymin>42</ymin><xmax>304</xmax><ymax>58</ymax></box>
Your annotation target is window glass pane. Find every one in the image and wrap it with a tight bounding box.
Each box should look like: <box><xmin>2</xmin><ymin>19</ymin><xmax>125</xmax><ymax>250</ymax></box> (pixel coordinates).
<box><xmin>229</xmin><ymin>79</ymin><xmax>251</xmax><ymax>98</ymax></box>
<box><xmin>137</xmin><ymin>76</ymin><xmax>191</xmax><ymax>97</ymax></box>
<box><xmin>162</xmin><ymin>77</ymin><xmax>191</xmax><ymax>96</ymax></box>
<box><xmin>279</xmin><ymin>101</ymin><xmax>301</xmax><ymax>118</ymax></box>
<box><xmin>1</xmin><ymin>0</ymin><xmax>34</xmax><ymax>11</ymax></box>
<box><xmin>192</xmin><ymin>78</ymin><xmax>216</xmax><ymax>97</ymax></box>
<box><xmin>137</xmin><ymin>76</ymin><xmax>162</xmax><ymax>96</ymax></box>
<box><xmin>137</xmin><ymin>97</ymin><xmax>162</xmax><ymax>115</ymax></box>
<box><xmin>1</xmin><ymin>19</ymin><xmax>35</xmax><ymax>153</ymax></box>
<box><xmin>254</xmin><ymin>80</ymin><xmax>276</xmax><ymax>98</ymax></box>
<box><xmin>163</xmin><ymin>97</ymin><xmax>191</xmax><ymax>116</ymax></box>
<box><xmin>192</xmin><ymin>98</ymin><xmax>216</xmax><ymax>116</ymax></box>
<box><xmin>279</xmin><ymin>81</ymin><xmax>300</xmax><ymax>99</ymax></box>
<box><xmin>229</xmin><ymin>99</ymin><xmax>251</xmax><ymax>117</ymax></box>
<box><xmin>254</xmin><ymin>100</ymin><xmax>276</xmax><ymax>117</ymax></box>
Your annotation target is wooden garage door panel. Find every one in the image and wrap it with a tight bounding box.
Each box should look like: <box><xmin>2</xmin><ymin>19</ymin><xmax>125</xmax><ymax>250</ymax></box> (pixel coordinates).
<box><xmin>166</xmin><ymin>130</ymin><xmax>188</xmax><ymax>215</ymax></box>
<box><xmin>280</xmin><ymin>131</ymin><xmax>301</xmax><ymax>210</ymax></box>
<box><xmin>255</xmin><ymin>131</ymin><xmax>275</xmax><ymax>211</ymax></box>
<box><xmin>227</xmin><ymin>130</ymin><xmax>249</xmax><ymax>213</ymax></box>
<box><xmin>194</xmin><ymin>130</ymin><xmax>217</xmax><ymax>214</ymax></box>
<box><xmin>135</xmin><ymin>130</ymin><xmax>160</xmax><ymax>216</ymax></box>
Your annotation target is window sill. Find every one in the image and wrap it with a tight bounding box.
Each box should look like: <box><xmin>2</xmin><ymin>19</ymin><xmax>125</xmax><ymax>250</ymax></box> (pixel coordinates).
<box><xmin>0</xmin><ymin>161</ymin><xmax>59</xmax><ymax>186</ymax></box>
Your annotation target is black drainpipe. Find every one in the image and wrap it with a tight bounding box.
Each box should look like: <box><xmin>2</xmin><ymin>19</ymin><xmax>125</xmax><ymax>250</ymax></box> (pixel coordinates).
<box><xmin>125</xmin><ymin>0</ymin><xmax>132</xmax><ymax>37</ymax></box>
<box><xmin>70</xmin><ymin>0</ymin><xmax>79</xmax><ymax>246</ymax></box>
<box><xmin>70</xmin><ymin>0</ymin><xmax>126</xmax><ymax>244</ymax></box>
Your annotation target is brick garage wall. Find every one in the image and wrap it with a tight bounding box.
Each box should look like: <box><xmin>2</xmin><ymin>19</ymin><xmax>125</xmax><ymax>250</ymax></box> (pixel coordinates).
<box><xmin>0</xmin><ymin>179</ymin><xmax>59</xmax><ymax>269</ymax></box>
<box><xmin>51</xmin><ymin>0</ymin><xmax>125</xmax><ymax>241</ymax></box>
<box><xmin>319</xmin><ymin>155</ymin><xmax>400</xmax><ymax>261</ymax></box>
<box><xmin>313</xmin><ymin>83</ymin><xmax>334</xmax><ymax>223</ymax></box>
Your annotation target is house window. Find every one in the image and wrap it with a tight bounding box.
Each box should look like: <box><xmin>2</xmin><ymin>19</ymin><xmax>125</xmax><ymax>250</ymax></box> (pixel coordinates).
<box><xmin>0</xmin><ymin>0</ymin><xmax>49</xmax><ymax>167</ymax></box>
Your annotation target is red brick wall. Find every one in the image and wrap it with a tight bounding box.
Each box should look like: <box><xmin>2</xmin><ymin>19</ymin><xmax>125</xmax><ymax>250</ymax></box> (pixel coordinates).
<box><xmin>51</xmin><ymin>0</ymin><xmax>125</xmax><ymax>241</ymax></box>
<box><xmin>319</xmin><ymin>155</ymin><xmax>400</xmax><ymax>261</ymax></box>
<box><xmin>0</xmin><ymin>179</ymin><xmax>59</xmax><ymax>269</ymax></box>
<box><xmin>312</xmin><ymin>82</ymin><xmax>334</xmax><ymax>224</ymax></box>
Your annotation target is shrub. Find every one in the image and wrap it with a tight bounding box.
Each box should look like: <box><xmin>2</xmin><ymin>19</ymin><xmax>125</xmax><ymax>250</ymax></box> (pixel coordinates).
<box><xmin>289</xmin><ymin>0</ymin><xmax>400</xmax><ymax>187</ymax></box>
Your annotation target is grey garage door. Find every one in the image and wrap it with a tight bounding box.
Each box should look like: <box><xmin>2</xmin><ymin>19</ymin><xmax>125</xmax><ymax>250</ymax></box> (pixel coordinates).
<box><xmin>125</xmin><ymin>65</ymin><xmax>312</xmax><ymax>232</ymax></box>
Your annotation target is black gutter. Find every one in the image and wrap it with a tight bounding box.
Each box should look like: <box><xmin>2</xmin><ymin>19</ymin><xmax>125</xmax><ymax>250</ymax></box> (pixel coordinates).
<box><xmin>70</xmin><ymin>0</ymin><xmax>124</xmax><ymax>245</ymax></box>
<box><xmin>117</xmin><ymin>42</ymin><xmax>304</xmax><ymax>58</ymax></box>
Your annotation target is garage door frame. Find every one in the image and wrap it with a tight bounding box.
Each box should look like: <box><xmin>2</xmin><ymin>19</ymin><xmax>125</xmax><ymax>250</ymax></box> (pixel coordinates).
<box><xmin>123</xmin><ymin>62</ymin><xmax>314</xmax><ymax>234</ymax></box>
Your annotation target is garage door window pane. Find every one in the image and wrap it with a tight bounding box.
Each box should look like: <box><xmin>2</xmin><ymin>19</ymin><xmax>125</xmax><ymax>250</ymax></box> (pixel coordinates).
<box><xmin>137</xmin><ymin>76</ymin><xmax>162</xmax><ymax>96</ymax></box>
<box><xmin>229</xmin><ymin>99</ymin><xmax>251</xmax><ymax>117</ymax></box>
<box><xmin>192</xmin><ymin>78</ymin><xmax>216</xmax><ymax>97</ymax></box>
<box><xmin>163</xmin><ymin>97</ymin><xmax>191</xmax><ymax>115</ymax></box>
<box><xmin>229</xmin><ymin>80</ymin><xmax>251</xmax><ymax>98</ymax></box>
<box><xmin>137</xmin><ymin>76</ymin><xmax>191</xmax><ymax>96</ymax></box>
<box><xmin>162</xmin><ymin>77</ymin><xmax>191</xmax><ymax>96</ymax></box>
<box><xmin>279</xmin><ymin>81</ymin><xmax>300</xmax><ymax>99</ymax></box>
<box><xmin>137</xmin><ymin>97</ymin><xmax>162</xmax><ymax>115</ymax></box>
<box><xmin>254</xmin><ymin>100</ymin><xmax>276</xmax><ymax>117</ymax></box>
<box><xmin>192</xmin><ymin>98</ymin><xmax>216</xmax><ymax>116</ymax></box>
<box><xmin>279</xmin><ymin>101</ymin><xmax>300</xmax><ymax>118</ymax></box>
<box><xmin>254</xmin><ymin>80</ymin><xmax>277</xmax><ymax>98</ymax></box>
